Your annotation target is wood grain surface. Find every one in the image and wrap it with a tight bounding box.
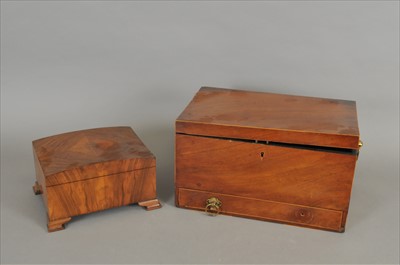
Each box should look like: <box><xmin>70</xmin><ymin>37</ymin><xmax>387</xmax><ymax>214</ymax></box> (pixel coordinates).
<box><xmin>177</xmin><ymin>188</ymin><xmax>344</xmax><ymax>232</ymax></box>
<box><xmin>33</xmin><ymin>127</ymin><xmax>160</xmax><ymax>232</ymax></box>
<box><xmin>33</xmin><ymin>127</ymin><xmax>155</xmax><ymax>185</ymax></box>
<box><xmin>176</xmin><ymin>134</ymin><xmax>357</xmax><ymax>211</ymax></box>
<box><xmin>176</xmin><ymin>87</ymin><xmax>360</xmax><ymax>149</ymax></box>
<box><xmin>175</xmin><ymin>134</ymin><xmax>357</xmax><ymax>232</ymax></box>
<box><xmin>47</xmin><ymin>168</ymin><xmax>157</xmax><ymax>220</ymax></box>
<box><xmin>175</xmin><ymin>87</ymin><xmax>360</xmax><ymax>232</ymax></box>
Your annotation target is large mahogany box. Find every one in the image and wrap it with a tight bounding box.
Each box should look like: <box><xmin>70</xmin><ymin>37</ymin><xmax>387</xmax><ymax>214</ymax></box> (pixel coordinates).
<box><xmin>175</xmin><ymin>87</ymin><xmax>362</xmax><ymax>232</ymax></box>
<box><xmin>32</xmin><ymin>127</ymin><xmax>161</xmax><ymax>232</ymax></box>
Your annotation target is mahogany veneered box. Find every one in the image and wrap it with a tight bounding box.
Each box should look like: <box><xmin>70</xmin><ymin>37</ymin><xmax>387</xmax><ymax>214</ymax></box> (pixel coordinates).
<box><xmin>175</xmin><ymin>87</ymin><xmax>362</xmax><ymax>232</ymax></box>
<box><xmin>32</xmin><ymin>127</ymin><xmax>161</xmax><ymax>232</ymax></box>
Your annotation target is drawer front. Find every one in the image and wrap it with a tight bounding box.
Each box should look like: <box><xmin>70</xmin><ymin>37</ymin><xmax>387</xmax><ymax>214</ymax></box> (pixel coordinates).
<box><xmin>47</xmin><ymin>167</ymin><xmax>156</xmax><ymax>220</ymax></box>
<box><xmin>175</xmin><ymin>134</ymin><xmax>357</xmax><ymax>211</ymax></box>
<box><xmin>177</xmin><ymin>188</ymin><xmax>344</xmax><ymax>232</ymax></box>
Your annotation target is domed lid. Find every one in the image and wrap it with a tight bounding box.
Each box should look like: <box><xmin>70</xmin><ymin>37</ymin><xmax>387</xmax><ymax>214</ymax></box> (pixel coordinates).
<box><xmin>33</xmin><ymin>127</ymin><xmax>155</xmax><ymax>186</ymax></box>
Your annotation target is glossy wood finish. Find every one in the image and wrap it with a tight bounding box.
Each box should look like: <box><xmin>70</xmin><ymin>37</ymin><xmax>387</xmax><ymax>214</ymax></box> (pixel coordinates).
<box><xmin>176</xmin><ymin>134</ymin><xmax>356</xmax><ymax>211</ymax></box>
<box><xmin>46</xmin><ymin>168</ymin><xmax>157</xmax><ymax>220</ymax></box>
<box><xmin>175</xmin><ymin>87</ymin><xmax>360</xmax><ymax>232</ymax></box>
<box><xmin>178</xmin><ymin>188</ymin><xmax>344</xmax><ymax>232</ymax></box>
<box><xmin>177</xmin><ymin>87</ymin><xmax>360</xmax><ymax>149</ymax></box>
<box><xmin>33</xmin><ymin>127</ymin><xmax>161</xmax><ymax>232</ymax></box>
<box><xmin>33</xmin><ymin>127</ymin><xmax>155</xmax><ymax>186</ymax></box>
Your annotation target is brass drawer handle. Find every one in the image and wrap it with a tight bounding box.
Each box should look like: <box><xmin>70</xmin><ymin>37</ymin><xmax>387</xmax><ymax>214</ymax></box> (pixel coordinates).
<box><xmin>205</xmin><ymin>197</ymin><xmax>222</xmax><ymax>216</ymax></box>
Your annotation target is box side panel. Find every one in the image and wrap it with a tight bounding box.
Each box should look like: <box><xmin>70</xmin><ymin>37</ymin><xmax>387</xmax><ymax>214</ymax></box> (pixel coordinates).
<box><xmin>46</xmin><ymin>167</ymin><xmax>157</xmax><ymax>220</ymax></box>
<box><xmin>175</xmin><ymin>134</ymin><xmax>357</xmax><ymax>211</ymax></box>
<box><xmin>177</xmin><ymin>188</ymin><xmax>344</xmax><ymax>232</ymax></box>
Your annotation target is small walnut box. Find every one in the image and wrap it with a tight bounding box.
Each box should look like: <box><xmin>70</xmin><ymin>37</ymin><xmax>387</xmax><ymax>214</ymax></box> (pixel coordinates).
<box><xmin>175</xmin><ymin>87</ymin><xmax>362</xmax><ymax>232</ymax></box>
<box><xmin>32</xmin><ymin>127</ymin><xmax>161</xmax><ymax>232</ymax></box>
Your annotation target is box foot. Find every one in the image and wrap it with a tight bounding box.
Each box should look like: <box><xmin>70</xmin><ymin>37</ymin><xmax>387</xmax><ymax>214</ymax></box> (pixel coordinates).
<box><xmin>138</xmin><ymin>199</ymin><xmax>162</xmax><ymax>211</ymax></box>
<box><xmin>48</xmin><ymin>217</ymin><xmax>72</xmax><ymax>232</ymax></box>
<box><xmin>33</xmin><ymin>181</ymin><xmax>42</xmax><ymax>195</ymax></box>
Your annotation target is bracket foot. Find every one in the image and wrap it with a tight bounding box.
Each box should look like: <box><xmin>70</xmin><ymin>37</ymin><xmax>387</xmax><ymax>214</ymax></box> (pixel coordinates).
<box><xmin>48</xmin><ymin>217</ymin><xmax>72</xmax><ymax>232</ymax></box>
<box><xmin>138</xmin><ymin>199</ymin><xmax>162</xmax><ymax>211</ymax></box>
<box><xmin>33</xmin><ymin>181</ymin><xmax>43</xmax><ymax>195</ymax></box>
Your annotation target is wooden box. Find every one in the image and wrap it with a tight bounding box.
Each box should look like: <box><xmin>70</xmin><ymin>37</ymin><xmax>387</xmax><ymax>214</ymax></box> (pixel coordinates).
<box><xmin>175</xmin><ymin>87</ymin><xmax>362</xmax><ymax>232</ymax></box>
<box><xmin>32</xmin><ymin>127</ymin><xmax>161</xmax><ymax>232</ymax></box>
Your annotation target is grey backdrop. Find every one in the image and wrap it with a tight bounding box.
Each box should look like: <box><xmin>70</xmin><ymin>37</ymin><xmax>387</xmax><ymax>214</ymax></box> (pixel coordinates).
<box><xmin>1</xmin><ymin>1</ymin><xmax>399</xmax><ymax>264</ymax></box>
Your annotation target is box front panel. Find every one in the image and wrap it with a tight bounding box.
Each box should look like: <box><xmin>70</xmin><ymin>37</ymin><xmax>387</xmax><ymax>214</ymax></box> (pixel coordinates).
<box><xmin>47</xmin><ymin>167</ymin><xmax>157</xmax><ymax>220</ymax></box>
<box><xmin>175</xmin><ymin>134</ymin><xmax>357</xmax><ymax>212</ymax></box>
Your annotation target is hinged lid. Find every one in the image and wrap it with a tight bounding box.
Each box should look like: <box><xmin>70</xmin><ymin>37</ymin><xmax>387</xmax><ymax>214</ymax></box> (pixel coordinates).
<box><xmin>176</xmin><ymin>87</ymin><xmax>360</xmax><ymax>150</ymax></box>
<box><xmin>33</xmin><ymin>127</ymin><xmax>155</xmax><ymax>186</ymax></box>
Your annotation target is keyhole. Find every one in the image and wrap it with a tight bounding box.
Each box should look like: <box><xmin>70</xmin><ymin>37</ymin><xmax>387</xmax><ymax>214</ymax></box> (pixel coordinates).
<box><xmin>260</xmin><ymin>152</ymin><xmax>264</xmax><ymax>158</ymax></box>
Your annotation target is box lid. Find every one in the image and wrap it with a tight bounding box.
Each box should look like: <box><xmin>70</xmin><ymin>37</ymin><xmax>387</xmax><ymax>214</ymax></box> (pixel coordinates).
<box><xmin>33</xmin><ymin>127</ymin><xmax>155</xmax><ymax>186</ymax></box>
<box><xmin>176</xmin><ymin>87</ymin><xmax>360</xmax><ymax>149</ymax></box>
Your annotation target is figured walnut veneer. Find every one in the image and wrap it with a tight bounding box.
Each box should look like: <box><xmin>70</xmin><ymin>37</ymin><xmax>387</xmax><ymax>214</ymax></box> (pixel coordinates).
<box><xmin>32</xmin><ymin>127</ymin><xmax>161</xmax><ymax>232</ymax></box>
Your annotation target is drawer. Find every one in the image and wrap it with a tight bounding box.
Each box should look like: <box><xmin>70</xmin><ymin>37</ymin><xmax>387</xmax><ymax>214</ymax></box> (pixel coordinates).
<box><xmin>177</xmin><ymin>188</ymin><xmax>344</xmax><ymax>232</ymax></box>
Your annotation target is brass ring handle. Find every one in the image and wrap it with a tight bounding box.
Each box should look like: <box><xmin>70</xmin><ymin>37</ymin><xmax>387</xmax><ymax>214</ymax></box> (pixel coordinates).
<box><xmin>205</xmin><ymin>197</ymin><xmax>222</xmax><ymax>216</ymax></box>
<box><xmin>205</xmin><ymin>203</ymin><xmax>220</xmax><ymax>216</ymax></box>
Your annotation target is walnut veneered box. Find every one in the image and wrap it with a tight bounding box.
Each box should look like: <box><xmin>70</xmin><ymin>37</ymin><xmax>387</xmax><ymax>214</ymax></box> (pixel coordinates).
<box><xmin>175</xmin><ymin>87</ymin><xmax>361</xmax><ymax>232</ymax></box>
<box><xmin>32</xmin><ymin>127</ymin><xmax>161</xmax><ymax>232</ymax></box>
